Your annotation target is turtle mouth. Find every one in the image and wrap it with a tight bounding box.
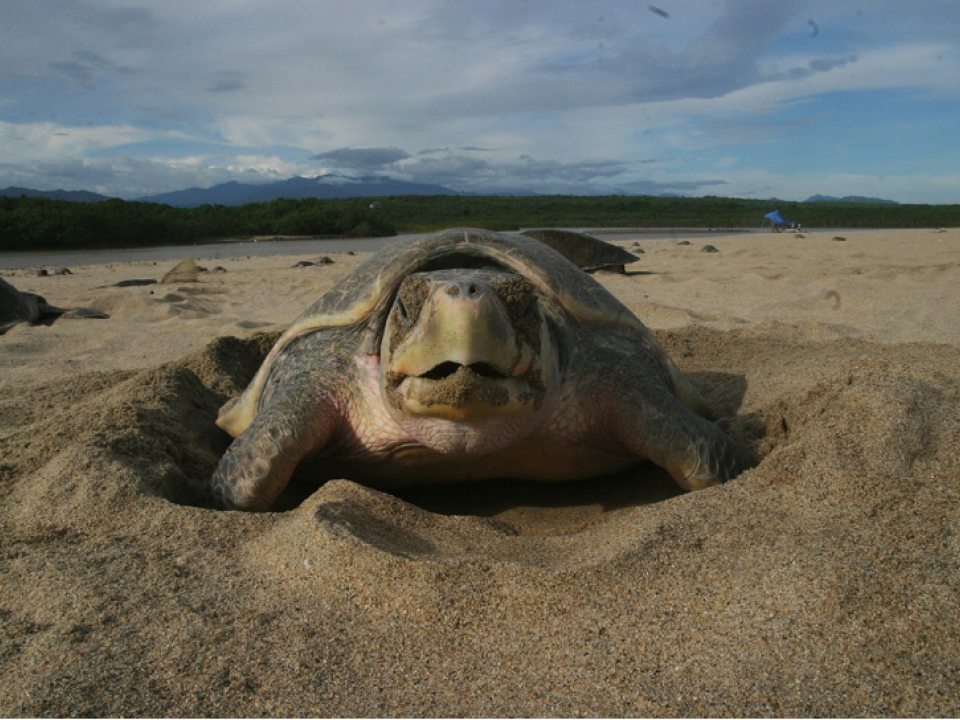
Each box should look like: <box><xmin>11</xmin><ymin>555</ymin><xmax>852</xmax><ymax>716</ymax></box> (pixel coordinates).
<box><xmin>420</xmin><ymin>361</ymin><xmax>509</xmax><ymax>381</ymax></box>
<box><xmin>387</xmin><ymin>361</ymin><xmax>542</xmax><ymax>421</ymax></box>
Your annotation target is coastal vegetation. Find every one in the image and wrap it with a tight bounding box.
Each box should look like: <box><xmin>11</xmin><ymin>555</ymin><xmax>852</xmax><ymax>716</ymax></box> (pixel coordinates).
<box><xmin>1</xmin><ymin>193</ymin><xmax>958</xmax><ymax>251</ymax></box>
<box><xmin>378</xmin><ymin>195</ymin><xmax>960</xmax><ymax>233</ymax></box>
<box><xmin>0</xmin><ymin>196</ymin><xmax>395</xmax><ymax>251</ymax></box>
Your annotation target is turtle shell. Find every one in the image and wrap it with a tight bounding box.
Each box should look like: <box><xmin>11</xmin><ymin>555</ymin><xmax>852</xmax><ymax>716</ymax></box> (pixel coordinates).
<box><xmin>0</xmin><ymin>277</ymin><xmax>40</xmax><ymax>334</ymax></box>
<box><xmin>218</xmin><ymin>228</ymin><xmax>711</xmax><ymax>436</ymax></box>
<box><xmin>1</xmin><ymin>277</ymin><xmax>106</xmax><ymax>334</ymax></box>
<box><xmin>521</xmin><ymin>229</ymin><xmax>639</xmax><ymax>272</ymax></box>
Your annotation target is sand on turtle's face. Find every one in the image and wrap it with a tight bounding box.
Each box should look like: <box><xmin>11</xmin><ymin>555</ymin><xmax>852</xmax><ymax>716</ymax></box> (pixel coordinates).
<box><xmin>1</xmin><ymin>230</ymin><xmax>959</xmax><ymax>716</ymax></box>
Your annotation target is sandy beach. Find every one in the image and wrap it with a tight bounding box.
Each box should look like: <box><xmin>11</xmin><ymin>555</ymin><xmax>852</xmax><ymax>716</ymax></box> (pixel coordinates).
<box><xmin>1</xmin><ymin>228</ymin><xmax>959</xmax><ymax>715</ymax></box>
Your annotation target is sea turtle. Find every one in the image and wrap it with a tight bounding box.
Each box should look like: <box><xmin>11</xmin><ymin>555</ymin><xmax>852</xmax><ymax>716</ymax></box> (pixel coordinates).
<box><xmin>210</xmin><ymin>228</ymin><xmax>746</xmax><ymax>510</ymax></box>
<box><xmin>521</xmin><ymin>229</ymin><xmax>639</xmax><ymax>273</ymax></box>
<box><xmin>0</xmin><ymin>276</ymin><xmax>107</xmax><ymax>335</ymax></box>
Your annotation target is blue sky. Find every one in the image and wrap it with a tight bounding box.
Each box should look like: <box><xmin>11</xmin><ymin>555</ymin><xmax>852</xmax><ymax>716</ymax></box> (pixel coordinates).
<box><xmin>1</xmin><ymin>1</ymin><xmax>958</xmax><ymax>202</ymax></box>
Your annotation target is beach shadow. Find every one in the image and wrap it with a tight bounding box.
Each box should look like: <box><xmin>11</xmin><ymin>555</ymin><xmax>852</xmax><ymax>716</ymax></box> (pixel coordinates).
<box><xmin>391</xmin><ymin>465</ymin><xmax>683</xmax><ymax>530</ymax></box>
<box><xmin>250</xmin><ymin>464</ymin><xmax>687</xmax><ymax>538</ymax></box>
<box><xmin>268</xmin><ymin>456</ymin><xmax>685</xmax><ymax>522</ymax></box>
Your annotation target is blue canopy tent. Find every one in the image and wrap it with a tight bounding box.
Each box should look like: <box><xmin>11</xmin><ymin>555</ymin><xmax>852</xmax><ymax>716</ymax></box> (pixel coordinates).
<box><xmin>764</xmin><ymin>209</ymin><xmax>798</xmax><ymax>232</ymax></box>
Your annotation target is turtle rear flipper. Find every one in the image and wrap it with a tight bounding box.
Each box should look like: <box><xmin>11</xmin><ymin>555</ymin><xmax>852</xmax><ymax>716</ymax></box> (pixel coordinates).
<box><xmin>210</xmin><ymin>390</ymin><xmax>331</xmax><ymax>511</ymax></box>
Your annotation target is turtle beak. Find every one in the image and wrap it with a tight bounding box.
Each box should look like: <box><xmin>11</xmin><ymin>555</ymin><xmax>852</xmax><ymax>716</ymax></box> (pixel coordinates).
<box><xmin>382</xmin><ymin>271</ymin><xmax>549</xmax><ymax>421</ymax></box>
<box><xmin>391</xmin><ymin>276</ymin><xmax>533</xmax><ymax>380</ymax></box>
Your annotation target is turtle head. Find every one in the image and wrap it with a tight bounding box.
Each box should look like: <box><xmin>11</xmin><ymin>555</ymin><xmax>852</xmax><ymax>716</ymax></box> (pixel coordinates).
<box><xmin>380</xmin><ymin>268</ymin><xmax>559</xmax><ymax>452</ymax></box>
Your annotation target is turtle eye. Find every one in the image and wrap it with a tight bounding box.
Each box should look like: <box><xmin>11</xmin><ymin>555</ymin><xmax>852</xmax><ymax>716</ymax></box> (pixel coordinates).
<box><xmin>493</xmin><ymin>275</ymin><xmax>542</xmax><ymax>348</ymax></box>
<box><xmin>395</xmin><ymin>275</ymin><xmax>428</xmax><ymax>326</ymax></box>
<box><xmin>493</xmin><ymin>275</ymin><xmax>536</xmax><ymax>317</ymax></box>
<box><xmin>395</xmin><ymin>294</ymin><xmax>410</xmax><ymax>323</ymax></box>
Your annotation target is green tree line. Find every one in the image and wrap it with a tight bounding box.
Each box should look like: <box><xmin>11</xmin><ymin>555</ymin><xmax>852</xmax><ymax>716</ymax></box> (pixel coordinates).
<box><xmin>1</xmin><ymin>193</ymin><xmax>958</xmax><ymax>251</ymax></box>
<box><xmin>379</xmin><ymin>195</ymin><xmax>960</xmax><ymax>232</ymax></box>
<box><xmin>0</xmin><ymin>196</ymin><xmax>397</xmax><ymax>251</ymax></box>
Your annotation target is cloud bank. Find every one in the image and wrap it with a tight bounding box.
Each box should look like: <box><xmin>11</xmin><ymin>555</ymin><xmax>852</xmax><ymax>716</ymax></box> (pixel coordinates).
<box><xmin>0</xmin><ymin>1</ymin><xmax>957</xmax><ymax>202</ymax></box>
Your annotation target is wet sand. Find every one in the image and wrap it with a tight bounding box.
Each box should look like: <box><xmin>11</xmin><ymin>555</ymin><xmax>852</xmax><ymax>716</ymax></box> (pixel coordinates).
<box><xmin>1</xmin><ymin>228</ymin><xmax>959</xmax><ymax>716</ymax></box>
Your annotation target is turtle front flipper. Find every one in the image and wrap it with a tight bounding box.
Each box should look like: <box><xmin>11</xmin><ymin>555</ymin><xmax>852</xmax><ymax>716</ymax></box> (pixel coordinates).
<box><xmin>615</xmin><ymin>384</ymin><xmax>748</xmax><ymax>491</ymax></box>
<box><xmin>210</xmin><ymin>390</ymin><xmax>331</xmax><ymax>511</ymax></box>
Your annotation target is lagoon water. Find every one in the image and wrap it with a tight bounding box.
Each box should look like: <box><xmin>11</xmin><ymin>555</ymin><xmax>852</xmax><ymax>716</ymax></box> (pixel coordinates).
<box><xmin>0</xmin><ymin>228</ymin><xmax>756</xmax><ymax>270</ymax></box>
<box><xmin>0</xmin><ymin>235</ymin><xmax>405</xmax><ymax>271</ymax></box>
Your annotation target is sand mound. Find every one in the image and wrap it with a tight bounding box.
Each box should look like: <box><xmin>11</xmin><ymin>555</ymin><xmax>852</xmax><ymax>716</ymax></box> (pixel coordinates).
<box><xmin>2</xmin><ymin>325</ymin><xmax>958</xmax><ymax>716</ymax></box>
<box><xmin>78</xmin><ymin>285</ymin><xmax>229</xmax><ymax>322</ymax></box>
<box><xmin>160</xmin><ymin>257</ymin><xmax>202</xmax><ymax>284</ymax></box>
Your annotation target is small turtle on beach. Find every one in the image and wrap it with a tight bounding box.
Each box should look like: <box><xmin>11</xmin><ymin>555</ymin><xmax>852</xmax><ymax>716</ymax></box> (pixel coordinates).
<box><xmin>210</xmin><ymin>228</ymin><xmax>747</xmax><ymax>510</ymax></box>
<box><xmin>0</xmin><ymin>276</ymin><xmax>108</xmax><ymax>334</ymax></box>
<box><xmin>521</xmin><ymin>229</ymin><xmax>639</xmax><ymax>273</ymax></box>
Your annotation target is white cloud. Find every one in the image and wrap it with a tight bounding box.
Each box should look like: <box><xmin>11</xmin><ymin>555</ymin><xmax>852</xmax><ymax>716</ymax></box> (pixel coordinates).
<box><xmin>0</xmin><ymin>153</ymin><xmax>302</xmax><ymax>197</ymax></box>
<box><xmin>213</xmin><ymin>116</ymin><xmax>331</xmax><ymax>151</ymax></box>
<box><xmin>0</xmin><ymin>120</ymin><xmax>158</xmax><ymax>163</ymax></box>
<box><xmin>0</xmin><ymin>1</ymin><xmax>958</xmax><ymax>201</ymax></box>
<box><xmin>310</xmin><ymin>147</ymin><xmax>411</xmax><ymax>171</ymax></box>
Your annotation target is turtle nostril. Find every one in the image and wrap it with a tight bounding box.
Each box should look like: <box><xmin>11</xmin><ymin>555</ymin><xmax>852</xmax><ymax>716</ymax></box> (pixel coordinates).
<box><xmin>446</xmin><ymin>282</ymin><xmax>481</xmax><ymax>298</ymax></box>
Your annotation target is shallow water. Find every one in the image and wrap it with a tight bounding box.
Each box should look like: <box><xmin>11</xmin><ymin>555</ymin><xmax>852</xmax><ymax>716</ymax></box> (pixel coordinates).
<box><xmin>0</xmin><ymin>235</ymin><xmax>406</xmax><ymax>270</ymax></box>
<box><xmin>0</xmin><ymin>227</ymin><xmax>772</xmax><ymax>270</ymax></box>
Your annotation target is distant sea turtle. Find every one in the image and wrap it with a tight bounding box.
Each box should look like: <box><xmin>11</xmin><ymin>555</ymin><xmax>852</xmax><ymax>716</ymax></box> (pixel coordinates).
<box><xmin>211</xmin><ymin>228</ymin><xmax>746</xmax><ymax>510</ymax></box>
<box><xmin>0</xmin><ymin>277</ymin><xmax>107</xmax><ymax>335</ymax></box>
<box><xmin>521</xmin><ymin>229</ymin><xmax>639</xmax><ymax>273</ymax></box>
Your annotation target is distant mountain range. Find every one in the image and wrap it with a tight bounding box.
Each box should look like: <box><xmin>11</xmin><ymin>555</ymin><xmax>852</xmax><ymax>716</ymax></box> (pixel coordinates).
<box><xmin>0</xmin><ymin>186</ymin><xmax>116</xmax><ymax>202</ymax></box>
<box><xmin>138</xmin><ymin>174</ymin><xmax>458</xmax><ymax>207</ymax></box>
<box><xmin>0</xmin><ymin>175</ymin><xmax>458</xmax><ymax>207</ymax></box>
<box><xmin>804</xmin><ymin>194</ymin><xmax>899</xmax><ymax>204</ymax></box>
<box><xmin>1</xmin><ymin>180</ymin><xmax>900</xmax><ymax>207</ymax></box>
